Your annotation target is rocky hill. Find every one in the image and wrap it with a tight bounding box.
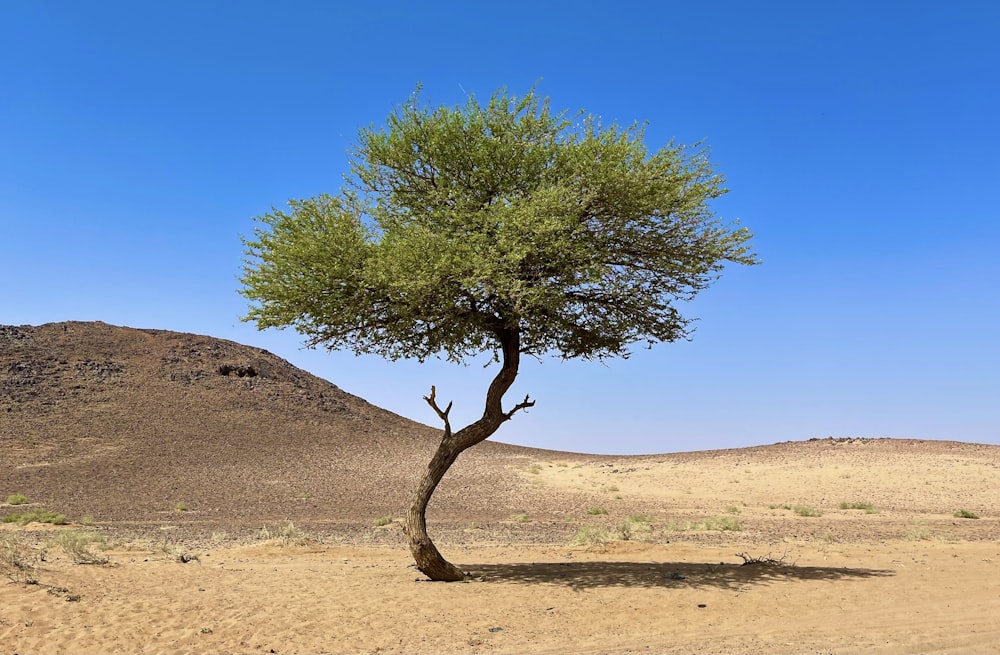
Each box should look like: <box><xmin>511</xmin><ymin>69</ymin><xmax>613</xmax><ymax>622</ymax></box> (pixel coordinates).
<box><xmin>1</xmin><ymin>322</ymin><xmax>576</xmax><ymax>537</ymax></box>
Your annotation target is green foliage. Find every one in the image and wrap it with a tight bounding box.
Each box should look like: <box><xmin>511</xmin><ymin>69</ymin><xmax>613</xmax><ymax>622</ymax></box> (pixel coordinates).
<box><xmin>573</xmin><ymin>525</ymin><xmax>612</xmax><ymax>546</ymax></box>
<box><xmin>954</xmin><ymin>509</ymin><xmax>980</xmax><ymax>519</ymax></box>
<box><xmin>615</xmin><ymin>517</ymin><xmax>654</xmax><ymax>541</ymax></box>
<box><xmin>587</xmin><ymin>506</ymin><xmax>609</xmax><ymax>515</ymax></box>
<box><xmin>240</xmin><ymin>86</ymin><xmax>757</xmax><ymax>365</ymax></box>
<box><xmin>3</xmin><ymin>509</ymin><xmax>68</xmax><ymax>525</ymax></box>
<box><xmin>5</xmin><ymin>493</ymin><xmax>29</xmax><ymax>506</ymax></box>
<box><xmin>372</xmin><ymin>516</ymin><xmax>394</xmax><ymax>527</ymax></box>
<box><xmin>793</xmin><ymin>505</ymin><xmax>822</xmax><ymax>517</ymax></box>
<box><xmin>696</xmin><ymin>516</ymin><xmax>742</xmax><ymax>531</ymax></box>
<box><xmin>628</xmin><ymin>514</ymin><xmax>654</xmax><ymax>523</ymax></box>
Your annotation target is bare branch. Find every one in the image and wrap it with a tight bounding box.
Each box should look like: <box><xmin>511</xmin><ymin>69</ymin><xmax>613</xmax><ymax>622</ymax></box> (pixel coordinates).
<box><xmin>503</xmin><ymin>394</ymin><xmax>535</xmax><ymax>421</ymax></box>
<box><xmin>423</xmin><ymin>385</ymin><xmax>453</xmax><ymax>435</ymax></box>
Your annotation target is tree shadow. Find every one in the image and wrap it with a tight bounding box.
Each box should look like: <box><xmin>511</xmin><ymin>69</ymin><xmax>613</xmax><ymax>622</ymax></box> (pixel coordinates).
<box><xmin>462</xmin><ymin>560</ymin><xmax>894</xmax><ymax>591</ymax></box>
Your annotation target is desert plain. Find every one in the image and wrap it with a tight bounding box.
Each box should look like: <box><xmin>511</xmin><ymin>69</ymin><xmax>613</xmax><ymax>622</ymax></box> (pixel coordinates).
<box><xmin>2</xmin><ymin>322</ymin><xmax>998</xmax><ymax>654</ymax></box>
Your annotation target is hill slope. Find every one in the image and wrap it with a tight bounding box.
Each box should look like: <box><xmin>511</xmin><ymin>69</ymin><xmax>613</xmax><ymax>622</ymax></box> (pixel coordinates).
<box><xmin>1</xmin><ymin>321</ymin><xmax>566</xmax><ymax>533</ymax></box>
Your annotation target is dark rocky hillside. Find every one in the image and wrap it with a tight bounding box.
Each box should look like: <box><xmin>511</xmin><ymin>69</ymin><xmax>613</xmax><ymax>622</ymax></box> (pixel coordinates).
<box><xmin>0</xmin><ymin>322</ymin><xmax>580</xmax><ymax>538</ymax></box>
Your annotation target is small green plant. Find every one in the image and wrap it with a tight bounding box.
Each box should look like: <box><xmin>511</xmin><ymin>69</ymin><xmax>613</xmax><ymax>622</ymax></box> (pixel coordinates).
<box><xmin>54</xmin><ymin>530</ymin><xmax>110</xmax><ymax>565</ymax></box>
<box><xmin>615</xmin><ymin>518</ymin><xmax>653</xmax><ymax>542</ymax></box>
<box><xmin>174</xmin><ymin>502</ymin><xmax>188</xmax><ymax>512</ymax></box>
<box><xmin>80</xmin><ymin>514</ymin><xmax>95</xmax><ymax>526</ymax></box>
<box><xmin>511</xmin><ymin>513</ymin><xmax>531</xmax><ymax>523</ymax></box>
<box><xmin>954</xmin><ymin>509</ymin><xmax>980</xmax><ymax>519</ymax></box>
<box><xmin>628</xmin><ymin>514</ymin><xmax>654</xmax><ymax>523</ymax></box>
<box><xmin>372</xmin><ymin>516</ymin><xmax>394</xmax><ymax>527</ymax></box>
<box><xmin>793</xmin><ymin>505</ymin><xmax>822</xmax><ymax>517</ymax></box>
<box><xmin>587</xmin><ymin>506</ymin><xmax>608</xmax><ymax>515</ymax></box>
<box><xmin>3</xmin><ymin>509</ymin><xmax>68</xmax><ymax>525</ymax></box>
<box><xmin>5</xmin><ymin>493</ymin><xmax>29</xmax><ymax>506</ymax></box>
<box><xmin>606</xmin><ymin>485</ymin><xmax>619</xmax><ymax>492</ymax></box>
<box><xmin>697</xmin><ymin>516</ymin><xmax>742</xmax><ymax>531</ymax></box>
<box><xmin>839</xmin><ymin>501</ymin><xmax>876</xmax><ymax>513</ymax></box>
<box><xmin>725</xmin><ymin>505</ymin><xmax>740</xmax><ymax>514</ymax></box>
<box><xmin>526</xmin><ymin>465</ymin><xmax>542</xmax><ymax>474</ymax></box>
<box><xmin>573</xmin><ymin>525</ymin><xmax>612</xmax><ymax>546</ymax></box>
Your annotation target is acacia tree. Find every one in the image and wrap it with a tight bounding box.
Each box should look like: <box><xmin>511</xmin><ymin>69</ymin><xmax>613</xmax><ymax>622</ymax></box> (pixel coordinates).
<box><xmin>240</xmin><ymin>87</ymin><xmax>758</xmax><ymax>581</ymax></box>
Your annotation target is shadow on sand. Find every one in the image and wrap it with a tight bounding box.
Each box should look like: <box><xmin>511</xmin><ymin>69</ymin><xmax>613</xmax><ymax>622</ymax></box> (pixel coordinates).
<box><xmin>462</xmin><ymin>560</ymin><xmax>894</xmax><ymax>591</ymax></box>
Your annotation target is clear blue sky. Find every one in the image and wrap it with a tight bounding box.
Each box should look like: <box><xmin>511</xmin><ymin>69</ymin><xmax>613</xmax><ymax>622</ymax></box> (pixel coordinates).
<box><xmin>2</xmin><ymin>1</ymin><xmax>998</xmax><ymax>454</ymax></box>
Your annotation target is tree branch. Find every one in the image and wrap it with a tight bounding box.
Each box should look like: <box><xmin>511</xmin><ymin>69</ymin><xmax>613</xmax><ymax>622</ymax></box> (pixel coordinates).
<box><xmin>503</xmin><ymin>394</ymin><xmax>535</xmax><ymax>421</ymax></box>
<box><xmin>423</xmin><ymin>385</ymin><xmax>453</xmax><ymax>437</ymax></box>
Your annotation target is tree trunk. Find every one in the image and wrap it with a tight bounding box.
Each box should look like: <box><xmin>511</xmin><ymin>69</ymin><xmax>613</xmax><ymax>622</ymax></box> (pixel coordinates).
<box><xmin>404</xmin><ymin>327</ymin><xmax>533</xmax><ymax>581</ymax></box>
<box><xmin>405</xmin><ymin>438</ymin><xmax>467</xmax><ymax>581</ymax></box>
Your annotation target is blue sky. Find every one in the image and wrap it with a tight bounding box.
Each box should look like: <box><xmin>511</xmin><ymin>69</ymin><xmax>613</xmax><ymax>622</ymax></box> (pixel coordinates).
<box><xmin>2</xmin><ymin>1</ymin><xmax>998</xmax><ymax>454</ymax></box>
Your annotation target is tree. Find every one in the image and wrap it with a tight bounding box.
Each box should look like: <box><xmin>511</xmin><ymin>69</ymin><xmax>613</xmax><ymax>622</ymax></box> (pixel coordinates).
<box><xmin>239</xmin><ymin>87</ymin><xmax>758</xmax><ymax>581</ymax></box>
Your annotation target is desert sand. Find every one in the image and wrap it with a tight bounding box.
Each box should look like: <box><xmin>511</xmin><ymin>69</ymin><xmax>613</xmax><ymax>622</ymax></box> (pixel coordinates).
<box><xmin>2</xmin><ymin>322</ymin><xmax>999</xmax><ymax>653</ymax></box>
<box><xmin>3</xmin><ymin>440</ymin><xmax>999</xmax><ymax>655</ymax></box>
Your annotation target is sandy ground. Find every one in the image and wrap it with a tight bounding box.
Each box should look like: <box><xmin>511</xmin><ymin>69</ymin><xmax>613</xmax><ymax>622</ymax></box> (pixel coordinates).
<box><xmin>2</xmin><ymin>538</ymin><xmax>998</xmax><ymax>654</ymax></box>
<box><xmin>3</xmin><ymin>439</ymin><xmax>999</xmax><ymax>655</ymax></box>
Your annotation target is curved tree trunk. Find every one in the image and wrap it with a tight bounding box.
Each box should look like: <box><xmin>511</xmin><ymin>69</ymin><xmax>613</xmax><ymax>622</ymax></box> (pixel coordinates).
<box><xmin>404</xmin><ymin>327</ymin><xmax>533</xmax><ymax>581</ymax></box>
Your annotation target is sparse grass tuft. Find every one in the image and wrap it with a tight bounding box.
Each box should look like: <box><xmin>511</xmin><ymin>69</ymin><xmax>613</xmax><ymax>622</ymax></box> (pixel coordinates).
<box><xmin>697</xmin><ymin>516</ymin><xmax>742</xmax><ymax>531</ymax></box>
<box><xmin>372</xmin><ymin>516</ymin><xmax>394</xmax><ymax>527</ymax></box>
<box><xmin>725</xmin><ymin>505</ymin><xmax>740</xmax><ymax>514</ymax></box>
<box><xmin>5</xmin><ymin>493</ymin><xmax>29</xmax><ymax>506</ymax></box>
<box><xmin>511</xmin><ymin>513</ymin><xmax>531</xmax><ymax>523</ymax></box>
<box><xmin>839</xmin><ymin>501</ymin><xmax>877</xmax><ymax>513</ymax></box>
<box><xmin>80</xmin><ymin>514</ymin><xmax>95</xmax><ymax>526</ymax></box>
<box><xmin>257</xmin><ymin>522</ymin><xmax>315</xmax><ymax>546</ymax></box>
<box><xmin>0</xmin><ymin>533</ymin><xmax>41</xmax><ymax>584</ymax></box>
<box><xmin>614</xmin><ymin>517</ymin><xmax>653</xmax><ymax>542</ymax></box>
<box><xmin>586</xmin><ymin>506</ymin><xmax>608</xmax><ymax>515</ymax></box>
<box><xmin>3</xmin><ymin>508</ymin><xmax>68</xmax><ymax>525</ymax></box>
<box><xmin>174</xmin><ymin>502</ymin><xmax>188</xmax><ymax>512</ymax></box>
<box><xmin>793</xmin><ymin>505</ymin><xmax>822</xmax><ymax>517</ymax></box>
<box><xmin>906</xmin><ymin>522</ymin><xmax>931</xmax><ymax>541</ymax></box>
<box><xmin>573</xmin><ymin>525</ymin><xmax>612</xmax><ymax>546</ymax></box>
<box><xmin>954</xmin><ymin>509</ymin><xmax>980</xmax><ymax>519</ymax></box>
<box><xmin>526</xmin><ymin>465</ymin><xmax>542</xmax><ymax>474</ymax></box>
<box><xmin>53</xmin><ymin>530</ymin><xmax>110</xmax><ymax>565</ymax></box>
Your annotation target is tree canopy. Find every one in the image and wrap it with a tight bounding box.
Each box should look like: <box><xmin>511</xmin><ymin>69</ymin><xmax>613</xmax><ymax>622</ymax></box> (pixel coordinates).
<box><xmin>240</xmin><ymin>88</ymin><xmax>758</xmax><ymax>366</ymax></box>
